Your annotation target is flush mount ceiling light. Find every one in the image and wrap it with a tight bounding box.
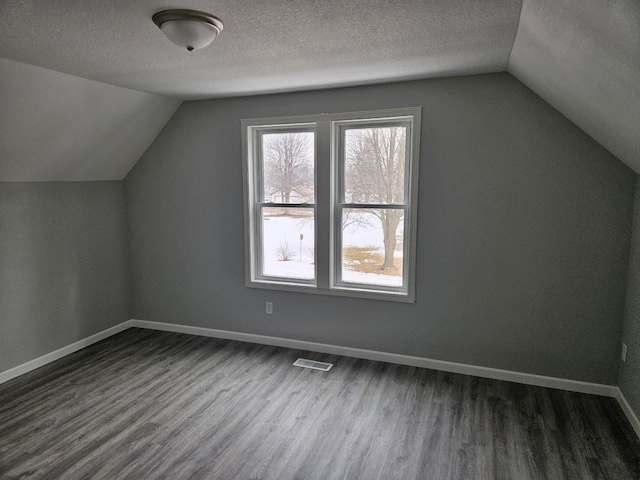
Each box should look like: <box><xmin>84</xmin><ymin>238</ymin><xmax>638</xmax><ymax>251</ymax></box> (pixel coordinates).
<box><xmin>152</xmin><ymin>9</ymin><xmax>224</xmax><ymax>51</ymax></box>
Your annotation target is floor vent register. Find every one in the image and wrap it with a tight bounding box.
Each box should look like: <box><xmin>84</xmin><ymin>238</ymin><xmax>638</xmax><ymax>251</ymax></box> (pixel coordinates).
<box><xmin>293</xmin><ymin>358</ymin><xmax>333</xmax><ymax>371</ymax></box>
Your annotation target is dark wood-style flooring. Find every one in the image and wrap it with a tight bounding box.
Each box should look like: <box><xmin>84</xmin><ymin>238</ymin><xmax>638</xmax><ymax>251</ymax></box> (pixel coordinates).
<box><xmin>1</xmin><ymin>328</ymin><xmax>639</xmax><ymax>479</ymax></box>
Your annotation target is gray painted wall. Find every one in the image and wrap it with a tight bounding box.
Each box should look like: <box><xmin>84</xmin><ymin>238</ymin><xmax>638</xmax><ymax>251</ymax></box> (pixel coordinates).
<box><xmin>620</xmin><ymin>178</ymin><xmax>640</xmax><ymax>417</ymax></box>
<box><xmin>125</xmin><ymin>73</ymin><xmax>635</xmax><ymax>385</ymax></box>
<box><xmin>0</xmin><ymin>182</ymin><xmax>131</xmax><ymax>372</ymax></box>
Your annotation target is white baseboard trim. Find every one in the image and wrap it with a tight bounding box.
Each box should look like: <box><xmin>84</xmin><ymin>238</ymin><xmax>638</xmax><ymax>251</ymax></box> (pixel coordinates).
<box><xmin>3</xmin><ymin>318</ymin><xmax>637</xmax><ymax>440</ymax></box>
<box><xmin>130</xmin><ymin>319</ymin><xmax>618</xmax><ymax>397</ymax></box>
<box><xmin>0</xmin><ymin>320</ymin><xmax>133</xmax><ymax>385</ymax></box>
<box><xmin>615</xmin><ymin>387</ymin><xmax>640</xmax><ymax>437</ymax></box>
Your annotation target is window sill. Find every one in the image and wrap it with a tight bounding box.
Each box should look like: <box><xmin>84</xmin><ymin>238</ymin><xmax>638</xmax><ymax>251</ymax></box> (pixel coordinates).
<box><xmin>246</xmin><ymin>279</ymin><xmax>415</xmax><ymax>303</ymax></box>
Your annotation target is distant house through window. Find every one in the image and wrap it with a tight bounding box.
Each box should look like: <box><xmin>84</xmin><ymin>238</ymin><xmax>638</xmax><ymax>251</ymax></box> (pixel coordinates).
<box><xmin>242</xmin><ymin>107</ymin><xmax>421</xmax><ymax>302</ymax></box>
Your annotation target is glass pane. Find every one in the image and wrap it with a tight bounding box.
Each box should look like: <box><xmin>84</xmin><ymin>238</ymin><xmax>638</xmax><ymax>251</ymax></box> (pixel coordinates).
<box><xmin>341</xmin><ymin>208</ymin><xmax>404</xmax><ymax>287</ymax></box>
<box><xmin>261</xmin><ymin>131</ymin><xmax>314</xmax><ymax>203</ymax></box>
<box><xmin>344</xmin><ymin>126</ymin><xmax>406</xmax><ymax>204</ymax></box>
<box><xmin>261</xmin><ymin>207</ymin><xmax>315</xmax><ymax>280</ymax></box>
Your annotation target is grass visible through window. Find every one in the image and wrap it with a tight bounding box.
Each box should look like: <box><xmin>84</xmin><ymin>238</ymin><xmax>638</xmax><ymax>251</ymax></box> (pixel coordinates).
<box><xmin>342</xmin><ymin>246</ymin><xmax>402</xmax><ymax>276</ymax></box>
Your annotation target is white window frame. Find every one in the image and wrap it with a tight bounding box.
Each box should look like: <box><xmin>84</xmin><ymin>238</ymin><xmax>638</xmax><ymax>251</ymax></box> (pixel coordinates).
<box><xmin>242</xmin><ymin>107</ymin><xmax>421</xmax><ymax>303</ymax></box>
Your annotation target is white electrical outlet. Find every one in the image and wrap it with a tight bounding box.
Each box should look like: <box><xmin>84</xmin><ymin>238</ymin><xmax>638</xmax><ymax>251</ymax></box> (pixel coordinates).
<box><xmin>622</xmin><ymin>343</ymin><xmax>627</xmax><ymax>362</ymax></box>
<box><xmin>266</xmin><ymin>302</ymin><xmax>273</xmax><ymax>315</ymax></box>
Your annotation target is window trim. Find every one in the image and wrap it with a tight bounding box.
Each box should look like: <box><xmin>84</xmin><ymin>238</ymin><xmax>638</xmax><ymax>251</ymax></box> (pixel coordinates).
<box><xmin>242</xmin><ymin>107</ymin><xmax>421</xmax><ymax>303</ymax></box>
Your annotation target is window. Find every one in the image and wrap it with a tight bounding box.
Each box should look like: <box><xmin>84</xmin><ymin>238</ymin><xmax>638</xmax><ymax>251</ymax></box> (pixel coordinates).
<box><xmin>242</xmin><ymin>108</ymin><xmax>421</xmax><ymax>302</ymax></box>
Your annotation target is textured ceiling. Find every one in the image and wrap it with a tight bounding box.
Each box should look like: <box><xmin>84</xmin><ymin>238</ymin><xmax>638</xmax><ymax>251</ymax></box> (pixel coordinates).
<box><xmin>0</xmin><ymin>0</ymin><xmax>522</xmax><ymax>99</ymax></box>
<box><xmin>0</xmin><ymin>0</ymin><xmax>638</xmax><ymax>180</ymax></box>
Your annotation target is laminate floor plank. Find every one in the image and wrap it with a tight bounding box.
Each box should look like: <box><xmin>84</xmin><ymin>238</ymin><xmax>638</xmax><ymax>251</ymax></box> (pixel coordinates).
<box><xmin>1</xmin><ymin>328</ymin><xmax>638</xmax><ymax>479</ymax></box>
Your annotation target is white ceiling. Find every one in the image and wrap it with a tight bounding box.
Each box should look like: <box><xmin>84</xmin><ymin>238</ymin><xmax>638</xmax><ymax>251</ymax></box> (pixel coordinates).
<box><xmin>0</xmin><ymin>0</ymin><xmax>522</xmax><ymax>99</ymax></box>
<box><xmin>0</xmin><ymin>0</ymin><xmax>638</xmax><ymax>180</ymax></box>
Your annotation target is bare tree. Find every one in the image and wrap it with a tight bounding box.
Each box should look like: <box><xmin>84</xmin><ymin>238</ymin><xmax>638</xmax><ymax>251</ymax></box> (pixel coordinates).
<box><xmin>345</xmin><ymin>127</ymin><xmax>406</xmax><ymax>271</ymax></box>
<box><xmin>263</xmin><ymin>132</ymin><xmax>313</xmax><ymax>214</ymax></box>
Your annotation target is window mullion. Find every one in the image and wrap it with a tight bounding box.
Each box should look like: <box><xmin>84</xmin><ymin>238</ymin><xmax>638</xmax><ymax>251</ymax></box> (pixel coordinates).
<box><xmin>315</xmin><ymin>119</ymin><xmax>331</xmax><ymax>290</ymax></box>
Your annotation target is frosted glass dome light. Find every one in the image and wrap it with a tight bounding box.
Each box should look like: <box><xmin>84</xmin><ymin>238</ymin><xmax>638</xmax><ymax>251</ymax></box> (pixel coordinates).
<box><xmin>153</xmin><ymin>9</ymin><xmax>224</xmax><ymax>52</ymax></box>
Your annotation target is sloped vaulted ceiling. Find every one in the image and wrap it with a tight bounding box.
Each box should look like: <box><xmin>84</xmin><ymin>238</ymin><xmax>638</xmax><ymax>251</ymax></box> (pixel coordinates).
<box><xmin>509</xmin><ymin>0</ymin><xmax>640</xmax><ymax>173</ymax></box>
<box><xmin>0</xmin><ymin>0</ymin><xmax>638</xmax><ymax>180</ymax></box>
<box><xmin>0</xmin><ymin>58</ymin><xmax>180</xmax><ymax>181</ymax></box>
